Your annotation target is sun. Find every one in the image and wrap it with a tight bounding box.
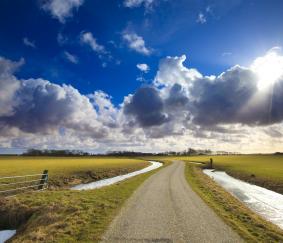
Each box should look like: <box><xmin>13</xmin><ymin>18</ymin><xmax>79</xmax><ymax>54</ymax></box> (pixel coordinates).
<box><xmin>251</xmin><ymin>49</ymin><xmax>283</xmax><ymax>90</ymax></box>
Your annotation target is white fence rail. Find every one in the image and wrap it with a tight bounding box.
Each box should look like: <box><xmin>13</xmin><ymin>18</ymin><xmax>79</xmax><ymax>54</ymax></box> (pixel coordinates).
<box><xmin>0</xmin><ymin>170</ymin><xmax>48</xmax><ymax>197</ymax></box>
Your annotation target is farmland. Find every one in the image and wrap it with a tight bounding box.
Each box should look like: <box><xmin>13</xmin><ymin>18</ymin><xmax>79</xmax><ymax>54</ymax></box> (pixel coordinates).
<box><xmin>0</xmin><ymin>156</ymin><xmax>149</xmax><ymax>187</ymax></box>
<box><xmin>182</xmin><ymin>155</ymin><xmax>283</xmax><ymax>194</ymax></box>
<box><xmin>0</xmin><ymin>156</ymin><xmax>168</xmax><ymax>242</ymax></box>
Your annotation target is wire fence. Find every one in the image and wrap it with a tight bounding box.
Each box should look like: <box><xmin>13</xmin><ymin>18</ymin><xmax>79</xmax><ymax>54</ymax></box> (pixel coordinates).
<box><xmin>0</xmin><ymin>170</ymin><xmax>48</xmax><ymax>197</ymax></box>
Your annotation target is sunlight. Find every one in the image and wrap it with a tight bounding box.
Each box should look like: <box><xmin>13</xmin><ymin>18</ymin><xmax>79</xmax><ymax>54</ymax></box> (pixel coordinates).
<box><xmin>251</xmin><ymin>49</ymin><xmax>283</xmax><ymax>90</ymax></box>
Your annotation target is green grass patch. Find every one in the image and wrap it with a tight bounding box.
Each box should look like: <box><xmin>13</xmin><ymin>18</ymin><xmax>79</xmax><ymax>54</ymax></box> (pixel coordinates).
<box><xmin>0</xmin><ymin>160</ymin><xmax>168</xmax><ymax>242</ymax></box>
<box><xmin>0</xmin><ymin>156</ymin><xmax>149</xmax><ymax>187</ymax></box>
<box><xmin>180</xmin><ymin>155</ymin><xmax>283</xmax><ymax>194</ymax></box>
<box><xmin>185</xmin><ymin>163</ymin><xmax>283</xmax><ymax>242</ymax></box>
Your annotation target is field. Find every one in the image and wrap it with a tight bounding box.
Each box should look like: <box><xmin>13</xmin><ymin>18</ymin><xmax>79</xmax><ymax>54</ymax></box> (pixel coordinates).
<box><xmin>185</xmin><ymin>163</ymin><xmax>283</xmax><ymax>242</ymax></box>
<box><xmin>180</xmin><ymin>155</ymin><xmax>283</xmax><ymax>194</ymax></box>
<box><xmin>0</xmin><ymin>156</ymin><xmax>169</xmax><ymax>242</ymax></box>
<box><xmin>0</xmin><ymin>156</ymin><xmax>149</xmax><ymax>187</ymax></box>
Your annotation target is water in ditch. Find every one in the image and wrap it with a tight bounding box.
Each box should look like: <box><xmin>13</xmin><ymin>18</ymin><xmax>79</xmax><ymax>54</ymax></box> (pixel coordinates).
<box><xmin>204</xmin><ymin>169</ymin><xmax>283</xmax><ymax>229</ymax></box>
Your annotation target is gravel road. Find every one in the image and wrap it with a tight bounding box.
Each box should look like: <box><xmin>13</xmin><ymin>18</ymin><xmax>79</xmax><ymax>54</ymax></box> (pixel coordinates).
<box><xmin>101</xmin><ymin>160</ymin><xmax>243</xmax><ymax>243</ymax></box>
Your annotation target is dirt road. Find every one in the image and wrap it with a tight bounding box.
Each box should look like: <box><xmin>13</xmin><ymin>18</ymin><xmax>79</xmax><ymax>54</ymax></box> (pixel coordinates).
<box><xmin>101</xmin><ymin>160</ymin><xmax>243</xmax><ymax>243</ymax></box>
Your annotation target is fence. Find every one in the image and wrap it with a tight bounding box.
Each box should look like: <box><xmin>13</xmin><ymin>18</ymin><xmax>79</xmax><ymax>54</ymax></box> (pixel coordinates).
<box><xmin>0</xmin><ymin>170</ymin><xmax>48</xmax><ymax>197</ymax></box>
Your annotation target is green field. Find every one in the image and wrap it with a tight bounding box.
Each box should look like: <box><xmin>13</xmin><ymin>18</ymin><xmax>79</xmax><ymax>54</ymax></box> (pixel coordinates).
<box><xmin>0</xmin><ymin>156</ymin><xmax>149</xmax><ymax>187</ymax></box>
<box><xmin>0</xmin><ymin>156</ymin><xmax>168</xmax><ymax>242</ymax></box>
<box><xmin>185</xmin><ymin>163</ymin><xmax>283</xmax><ymax>242</ymax></box>
<box><xmin>180</xmin><ymin>155</ymin><xmax>283</xmax><ymax>194</ymax></box>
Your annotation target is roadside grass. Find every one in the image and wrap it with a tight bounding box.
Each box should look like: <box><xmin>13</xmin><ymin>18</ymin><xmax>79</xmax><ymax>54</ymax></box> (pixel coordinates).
<box><xmin>181</xmin><ymin>155</ymin><xmax>283</xmax><ymax>194</ymax></box>
<box><xmin>0</xmin><ymin>158</ymin><xmax>168</xmax><ymax>242</ymax></box>
<box><xmin>185</xmin><ymin>163</ymin><xmax>283</xmax><ymax>242</ymax></box>
<box><xmin>0</xmin><ymin>156</ymin><xmax>149</xmax><ymax>187</ymax></box>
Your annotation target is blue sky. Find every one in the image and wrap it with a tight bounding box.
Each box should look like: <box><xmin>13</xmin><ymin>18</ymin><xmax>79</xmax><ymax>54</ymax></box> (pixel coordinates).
<box><xmin>1</xmin><ymin>0</ymin><xmax>282</xmax><ymax>103</ymax></box>
<box><xmin>1</xmin><ymin>0</ymin><xmax>283</xmax><ymax>153</ymax></box>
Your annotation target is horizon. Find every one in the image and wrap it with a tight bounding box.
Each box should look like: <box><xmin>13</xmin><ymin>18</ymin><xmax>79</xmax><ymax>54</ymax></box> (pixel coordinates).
<box><xmin>1</xmin><ymin>0</ymin><xmax>283</xmax><ymax>154</ymax></box>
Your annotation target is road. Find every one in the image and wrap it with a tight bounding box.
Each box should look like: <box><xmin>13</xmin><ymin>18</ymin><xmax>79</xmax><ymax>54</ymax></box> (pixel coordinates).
<box><xmin>101</xmin><ymin>161</ymin><xmax>243</xmax><ymax>243</ymax></box>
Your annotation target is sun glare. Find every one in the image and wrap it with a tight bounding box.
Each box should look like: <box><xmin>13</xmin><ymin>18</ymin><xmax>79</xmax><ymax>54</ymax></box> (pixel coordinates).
<box><xmin>251</xmin><ymin>50</ymin><xmax>283</xmax><ymax>90</ymax></box>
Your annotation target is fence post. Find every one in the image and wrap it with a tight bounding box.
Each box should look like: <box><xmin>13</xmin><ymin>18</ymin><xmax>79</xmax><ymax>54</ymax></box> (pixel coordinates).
<box><xmin>209</xmin><ymin>158</ymin><xmax>213</xmax><ymax>169</ymax></box>
<box><xmin>38</xmin><ymin>170</ymin><xmax>48</xmax><ymax>190</ymax></box>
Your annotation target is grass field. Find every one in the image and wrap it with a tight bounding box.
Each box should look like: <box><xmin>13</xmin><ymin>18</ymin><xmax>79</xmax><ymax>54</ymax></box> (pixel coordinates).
<box><xmin>0</xmin><ymin>156</ymin><xmax>149</xmax><ymax>187</ymax></box>
<box><xmin>180</xmin><ymin>155</ymin><xmax>283</xmax><ymax>194</ymax></box>
<box><xmin>0</xmin><ymin>157</ymin><xmax>169</xmax><ymax>242</ymax></box>
<box><xmin>185</xmin><ymin>163</ymin><xmax>283</xmax><ymax>242</ymax></box>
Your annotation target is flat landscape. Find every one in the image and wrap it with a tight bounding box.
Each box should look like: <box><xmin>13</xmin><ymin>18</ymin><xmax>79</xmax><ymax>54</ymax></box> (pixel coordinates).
<box><xmin>0</xmin><ymin>156</ymin><xmax>165</xmax><ymax>242</ymax></box>
<box><xmin>182</xmin><ymin>155</ymin><xmax>283</xmax><ymax>193</ymax></box>
<box><xmin>0</xmin><ymin>156</ymin><xmax>283</xmax><ymax>242</ymax></box>
<box><xmin>0</xmin><ymin>156</ymin><xmax>149</xmax><ymax>187</ymax></box>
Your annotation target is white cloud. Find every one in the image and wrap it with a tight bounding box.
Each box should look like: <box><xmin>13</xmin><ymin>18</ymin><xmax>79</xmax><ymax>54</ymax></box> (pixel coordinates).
<box><xmin>42</xmin><ymin>0</ymin><xmax>84</xmax><ymax>23</ymax></box>
<box><xmin>136</xmin><ymin>63</ymin><xmax>150</xmax><ymax>73</ymax></box>
<box><xmin>23</xmin><ymin>37</ymin><xmax>36</xmax><ymax>48</ymax></box>
<box><xmin>2</xmin><ymin>48</ymin><xmax>283</xmax><ymax>153</ymax></box>
<box><xmin>124</xmin><ymin>0</ymin><xmax>155</xmax><ymax>9</ymax></box>
<box><xmin>0</xmin><ymin>57</ymin><xmax>24</xmax><ymax>116</ymax></box>
<box><xmin>154</xmin><ymin>55</ymin><xmax>202</xmax><ymax>88</ymax></box>
<box><xmin>80</xmin><ymin>32</ymin><xmax>106</xmax><ymax>54</ymax></box>
<box><xmin>122</xmin><ymin>30</ymin><xmax>152</xmax><ymax>55</ymax></box>
<box><xmin>196</xmin><ymin>12</ymin><xmax>206</xmax><ymax>24</ymax></box>
<box><xmin>64</xmin><ymin>51</ymin><xmax>78</xmax><ymax>64</ymax></box>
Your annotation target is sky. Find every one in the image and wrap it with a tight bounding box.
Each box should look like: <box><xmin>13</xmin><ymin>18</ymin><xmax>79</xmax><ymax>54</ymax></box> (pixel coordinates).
<box><xmin>1</xmin><ymin>0</ymin><xmax>283</xmax><ymax>154</ymax></box>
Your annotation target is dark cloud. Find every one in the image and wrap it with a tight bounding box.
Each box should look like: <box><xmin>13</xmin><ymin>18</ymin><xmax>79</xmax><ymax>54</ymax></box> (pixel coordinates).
<box><xmin>124</xmin><ymin>86</ymin><xmax>169</xmax><ymax>127</ymax></box>
<box><xmin>190</xmin><ymin>66</ymin><xmax>258</xmax><ymax>126</ymax></box>
<box><xmin>165</xmin><ymin>83</ymin><xmax>189</xmax><ymax>109</ymax></box>
<box><xmin>0</xmin><ymin>57</ymin><xmax>110</xmax><ymax>139</ymax></box>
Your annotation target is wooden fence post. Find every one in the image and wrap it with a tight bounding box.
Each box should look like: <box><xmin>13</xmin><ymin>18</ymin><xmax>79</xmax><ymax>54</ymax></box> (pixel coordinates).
<box><xmin>210</xmin><ymin>158</ymin><xmax>213</xmax><ymax>169</ymax></box>
<box><xmin>38</xmin><ymin>170</ymin><xmax>48</xmax><ymax>190</ymax></box>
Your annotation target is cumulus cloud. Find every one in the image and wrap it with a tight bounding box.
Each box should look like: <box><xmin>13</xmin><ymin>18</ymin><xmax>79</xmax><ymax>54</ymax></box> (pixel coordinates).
<box><xmin>136</xmin><ymin>63</ymin><xmax>150</xmax><ymax>73</ymax></box>
<box><xmin>124</xmin><ymin>86</ymin><xmax>168</xmax><ymax>127</ymax></box>
<box><xmin>0</xmin><ymin>57</ymin><xmax>24</xmax><ymax>117</ymax></box>
<box><xmin>80</xmin><ymin>32</ymin><xmax>106</xmax><ymax>54</ymax></box>
<box><xmin>64</xmin><ymin>51</ymin><xmax>78</xmax><ymax>64</ymax></box>
<box><xmin>122</xmin><ymin>30</ymin><xmax>152</xmax><ymax>55</ymax></box>
<box><xmin>124</xmin><ymin>49</ymin><xmax>283</xmax><ymax>138</ymax></box>
<box><xmin>42</xmin><ymin>0</ymin><xmax>84</xmax><ymax>23</ymax></box>
<box><xmin>2</xmin><ymin>48</ymin><xmax>283</xmax><ymax>153</ymax></box>
<box><xmin>154</xmin><ymin>55</ymin><xmax>202</xmax><ymax>88</ymax></box>
<box><xmin>23</xmin><ymin>37</ymin><xmax>36</xmax><ymax>48</ymax></box>
<box><xmin>0</xmin><ymin>56</ymin><xmax>112</xmax><ymax>141</ymax></box>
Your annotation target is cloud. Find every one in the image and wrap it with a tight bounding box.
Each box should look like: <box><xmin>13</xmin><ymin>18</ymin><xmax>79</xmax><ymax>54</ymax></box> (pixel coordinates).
<box><xmin>154</xmin><ymin>55</ymin><xmax>202</xmax><ymax>88</ymax></box>
<box><xmin>42</xmin><ymin>0</ymin><xmax>84</xmax><ymax>23</ymax></box>
<box><xmin>196</xmin><ymin>12</ymin><xmax>206</xmax><ymax>24</ymax></box>
<box><xmin>124</xmin><ymin>0</ymin><xmax>155</xmax><ymax>9</ymax></box>
<box><xmin>80</xmin><ymin>32</ymin><xmax>106</xmax><ymax>54</ymax></box>
<box><xmin>2</xmin><ymin>48</ymin><xmax>283</xmax><ymax>153</ymax></box>
<box><xmin>122</xmin><ymin>30</ymin><xmax>152</xmax><ymax>55</ymax></box>
<box><xmin>0</xmin><ymin>56</ymin><xmax>111</xmax><ymax>140</ymax></box>
<box><xmin>57</xmin><ymin>33</ymin><xmax>68</xmax><ymax>45</ymax></box>
<box><xmin>124</xmin><ymin>86</ymin><xmax>169</xmax><ymax>127</ymax></box>
<box><xmin>64</xmin><ymin>51</ymin><xmax>78</xmax><ymax>64</ymax></box>
<box><xmin>136</xmin><ymin>63</ymin><xmax>150</xmax><ymax>73</ymax></box>
<box><xmin>23</xmin><ymin>37</ymin><xmax>36</xmax><ymax>48</ymax></box>
<box><xmin>0</xmin><ymin>57</ymin><xmax>24</xmax><ymax>116</ymax></box>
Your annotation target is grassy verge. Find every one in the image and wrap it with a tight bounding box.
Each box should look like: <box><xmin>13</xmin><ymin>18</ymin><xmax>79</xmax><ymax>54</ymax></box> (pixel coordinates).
<box><xmin>0</xmin><ymin>156</ymin><xmax>149</xmax><ymax>187</ymax></box>
<box><xmin>0</xmin><ymin>160</ymin><xmax>168</xmax><ymax>242</ymax></box>
<box><xmin>182</xmin><ymin>155</ymin><xmax>283</xmax><ymax>194</ymax></box>
<box><xmin>185</xmin><ymin>163</ymin><xmax>283</xmax><ymax>242</ymax></box>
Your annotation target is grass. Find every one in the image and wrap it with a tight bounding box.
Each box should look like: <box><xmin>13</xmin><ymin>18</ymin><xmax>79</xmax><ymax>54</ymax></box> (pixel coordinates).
<box><xmin>0</xmin><ymin>157</ymin><xmax>168</xmax><ymax>242</ymax></box>
<box><xmin>0</xmin><ymin>156</ymin><xmax>149</xmax><ymax>187</ymax></box>
<box><xmin>181</xmin><ymin>155</ymin><xmax>283</xmax><ymax>194</ymax></box>
<box><xmin>185</xmin><ymin>163</ymin><xmax>283</xmax><ymax>242</ymax></box>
